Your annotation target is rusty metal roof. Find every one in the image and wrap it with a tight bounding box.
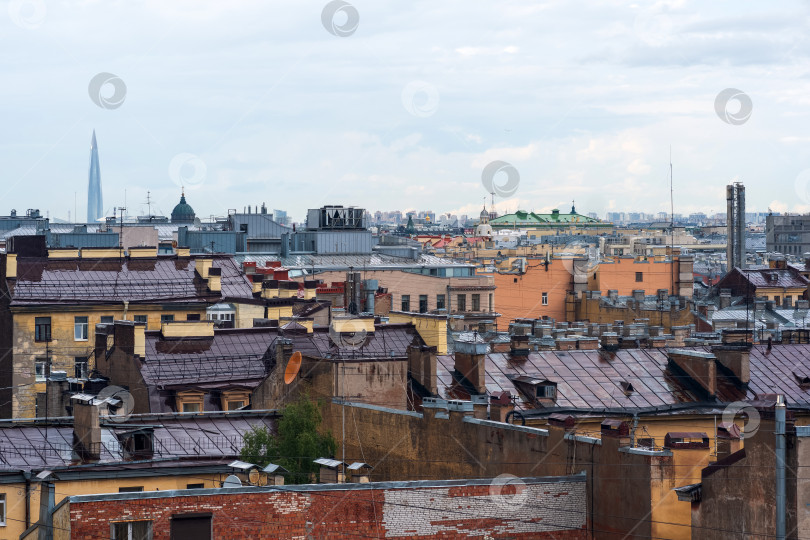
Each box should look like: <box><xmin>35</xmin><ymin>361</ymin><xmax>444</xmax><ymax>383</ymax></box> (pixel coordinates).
<box><xmin>437</xmin><ymin>343</ymin><xmax>810</xmax><ymax>411</ymax></box>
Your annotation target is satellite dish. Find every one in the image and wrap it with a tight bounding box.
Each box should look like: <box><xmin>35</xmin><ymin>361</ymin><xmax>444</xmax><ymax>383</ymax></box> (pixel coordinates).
<box><xmin>223</xmin><ymin>475</ymin><xmax>242</xmax><ymax>488</ymax></box>
<box><xmin>284</xmin><ymin>351</ymin><xmax>302</xmax><ymax>384</ymax></box>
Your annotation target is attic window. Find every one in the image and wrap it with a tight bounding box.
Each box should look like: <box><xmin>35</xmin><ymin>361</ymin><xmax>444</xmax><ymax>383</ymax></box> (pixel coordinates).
<box><xmin>617</xmin><ymin>380</ymin><xmax>635</xmax><ymax>395</ymax></box>
<box><xmin>794</xmin><ymin>371</ymin><xmax>810</xmax><ymax>387</ymax></box>
<box><xmin>117</xmin><ymin>428</ymin><xmax>154</xmax><ymax>460</ymax></box>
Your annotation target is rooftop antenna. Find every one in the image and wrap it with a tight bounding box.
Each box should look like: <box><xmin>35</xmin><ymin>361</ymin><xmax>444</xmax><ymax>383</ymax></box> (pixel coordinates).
<box><xmin>146</xmin><ymin>190</ymin><xmax>152</xmax><ymax>218</ymax></box>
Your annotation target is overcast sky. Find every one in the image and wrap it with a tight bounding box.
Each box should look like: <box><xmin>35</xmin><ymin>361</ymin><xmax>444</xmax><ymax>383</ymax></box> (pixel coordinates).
<box><xmin>3</xmin><ymin>0</ymin><xmax>810</xmax><ymax>222</ymax></box>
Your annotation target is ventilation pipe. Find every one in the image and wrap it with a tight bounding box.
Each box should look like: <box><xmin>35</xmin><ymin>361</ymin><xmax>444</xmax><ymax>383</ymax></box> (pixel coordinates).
<box><xmin>363</xmin><ymin>279</ymin><xmax>378</xmax><ymax>314</ymax></box>
<box><xmin>776</xmin><ymin>394</ymin><xmax>786</xmax><ymax>540</ymax></box>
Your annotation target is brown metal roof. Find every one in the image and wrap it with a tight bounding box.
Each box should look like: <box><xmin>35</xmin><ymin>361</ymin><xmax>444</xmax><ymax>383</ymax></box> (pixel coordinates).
<box><xmin>437</xmin><ymin>343</ymin><xmax>810</xmax><ymax>410</ymax></box>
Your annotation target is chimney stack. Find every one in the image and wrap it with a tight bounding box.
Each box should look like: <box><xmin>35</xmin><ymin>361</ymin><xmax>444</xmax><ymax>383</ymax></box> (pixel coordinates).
<box><xmin>72</xmin><ymin>395</ymin><xmax>102</xmax><ymax>461</ymax></box>
<box><xmin>453</xmin><ymin>338</ymin><xmax>488</xmax><ymax>393</ymax></box>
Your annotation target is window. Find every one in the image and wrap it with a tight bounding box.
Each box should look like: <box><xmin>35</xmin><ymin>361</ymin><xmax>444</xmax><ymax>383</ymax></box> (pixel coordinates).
<box><xmin>161</xmin><ymin>314</ymin><xmax>175</xmax><ymax>323</ymax></box>
<box><xmin>457</xmin><ymin>294</ymin><xmax>466</xmax><ymax>312</ymax></box>
<box><xmin>35</xmin><ymin>359</ymin><xmax>48</xmax><ymax>382</ymax></box>
<box><xmin>186</xmin><ymin>313</ymin><xmax>201</xmax><ymax>321</ymax></box>
<box><xmin>186</xmin><ymin>483</ymin><xmax>205</xmax><ymax>489</ymax></box>
<box><xmin>75</xmin><ymin>356</ymin><xmax>88</xmax><ymax>379</ymax></box>
<box><xmin>170</xmin><ymin>514</ymin><xmax>212</xmax><ymax>540</ymax></box>
<box><xmin>419</xmin><ymin>295</ymin><xmax>428</xmax><ymax>313</ymax></box>
<box><xmin>100</xmin><ymin>316</ymin><xmax>114</xmax><ymax>324</ymax></box>
<box><xmin>635</xmin><ymin>272</ymin><xmax>643</xmax><ymax>282</ymax></box>
<box><xmin>542</xmin><ymin>292</ymin><xmax>548</xmax><ymax>306</ymax></box>
<box><xmin>401</xmin><ymin>295</ymin><xmax>410</xmax><ymax>312</ymax></box>
<box><xmin>183</xmin><ymin>402</ymin><xmax>202</xmax><ymax>413</ymax></box>
<box><xmin>775</xmin><ymin>296</ymin><xmax>781</xmax><ymax>306</ymax></box>
<box><xmin>226</xmin><ymin>400</ymin><xmax>245</xmax><ymax>410</ymax></box>
<box><xmin>489</xmin><ymin>293</ymin><xmax>493</xmax><ymax>312</ymax></box>
<box><xmin>118</xmin><ymin>486</ymin><xmax>144</xmax><ymax>493</ymax></box>
<box><xmin>112</xmin><ymin>521</ymin><xmax>152</xmax><ymax>540</ymax></box>
<box><xmin>134</xmin><ymin>315</ymin><xmax>147</xmax><ymax>324</ymax></box>
<box><xmin>34</xmin><ymin>317</ymin><xmax>51</xmax><ymax>342</ymax></box>
<box><xmin>74</xmin><ymin>316</ymin><xmax>89</xmax><ymax>341</ymax></box>
<box><xmin>436</xmin><ymin>294</ymin><xmax>446</xmax><ymax>310</ymax></box>
<box><xmin>471</xmin><ymin>294</ymin><xmax>480</xmax><ymax>311</ymax></box>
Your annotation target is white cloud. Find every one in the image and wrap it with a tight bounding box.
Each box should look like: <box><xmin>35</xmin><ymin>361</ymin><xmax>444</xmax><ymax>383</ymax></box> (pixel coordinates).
<box><xmin>1</xmin><ymin>0</ymin><xmax>810</xmax><ymax>221</ymax></box>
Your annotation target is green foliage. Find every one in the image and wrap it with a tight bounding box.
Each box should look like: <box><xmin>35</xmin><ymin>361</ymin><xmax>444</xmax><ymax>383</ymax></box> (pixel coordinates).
<box><xmin>240</xmin><ymin>395</ymin><xmax>337</xmax><ymax>484</ymax></box>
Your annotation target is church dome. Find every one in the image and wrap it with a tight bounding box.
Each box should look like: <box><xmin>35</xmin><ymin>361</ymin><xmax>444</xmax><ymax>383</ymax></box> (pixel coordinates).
<box><xmin>171</xmin><ymin>191</ymin><xmax>196</xmax><ymax>224</ymax></box>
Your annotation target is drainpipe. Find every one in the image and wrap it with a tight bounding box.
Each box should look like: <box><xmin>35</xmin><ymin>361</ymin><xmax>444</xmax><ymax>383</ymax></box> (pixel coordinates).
<box><xmin>776</xmin><ymin>394</ymin><xmax>786</xmax><ymax>540</ymax></box>
<box><xmin>24</xmin><ymin>471</ymin><xmax>31</xmax><ymax>529</ymax></box>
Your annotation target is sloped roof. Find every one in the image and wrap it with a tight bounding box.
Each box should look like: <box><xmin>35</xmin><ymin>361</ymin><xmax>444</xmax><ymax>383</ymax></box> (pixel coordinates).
<box><xmin>0</xmin><ymin>412</ymin><xmax>277</xmax><ymax>470</ymax></box>
<box><xmin>436</xmin><ymin>343</ymin><xmax>810</xmax><ymax>411</ymax></box>
<box><xmin>9</xmin><ymin>255</ymin><xmax>253</xmax><ymax>305</ymax></box>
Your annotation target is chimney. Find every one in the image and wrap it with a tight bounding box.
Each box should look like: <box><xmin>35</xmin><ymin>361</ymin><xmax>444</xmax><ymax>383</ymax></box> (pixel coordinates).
<box><xmin>407</xmin><ymin>345</ymin><xmax>437</xmax><ymax>395</ymax></box>
<box><xmin>72</xmin><ymin>395</ymin><xmax>102</xmax><ymax>461</ymax></box>
<box><xmin>471</xmin><ymin>394</ymin><xmax>488</xmax><ymax>419</ymax></box>
<box><xmin>489</xmin><ymin>391</ymin><xmax>514</xmax><ymax>423</ymax></box>
<box><xmin>4</xmin><ymin>253</ymin><xmax>17</xmax><ymax>279</ymax></box>
<box><xmin>510</xmin><ymin>334</ymin><xmax>530</xmax><ymax>357</ymax></box>
<box><xmin>453</xmin><ymin>338</ymin><xmax>488</xmax><ymax>393</ymax></box>
<box><xmin>207</xmin><ymin>266</ymin><xmax>222</xmax><ymax>292</ymax></box>
<box><xmin>600</xmin><ymin>419</ymin><xmax>631</xmax><ymax>447</ymax></box>
<box><xmin>274</xmin><ymin>338</ymin><xmax>292</xmax><ymax>374</ymax></box>
<box><xmin>547</xmin><ymin>413</ymin><xmax>576</xmax><ymax>432</ymax></box>
<box><xmin>447</xmin><ymin>399</ymin><xmax>474</xmax><ymax>422</ymax></box>
<box><xmin>195</xmin><ymin>257</ymin><xmax>213</xmax><ymax>280</ymax></box>
<box><xmin>712</xmin><ymin>330</ymin><xmax>752</xmax><ymax>386</ymax></box>
<box><xmin>420</xmin><ymin>397</ymin><xmax>448</xmax><ymax>421</ymax></box>
<box><xmin>250</xmin><ymin>273</ymin><xmax>264</xmax><ymax>294</ymax></box>
<box><xmin>176</xmin><ymin>247</ymin><xmax>191</xmax><ymax>257</ymax></box>
<box><xmin>667</xmin><ymin>349</ymin><xmax>717</xmax><ymax>397</ymax></box>
<box><xmin>632</xmin><ymin>289</ymin><xmax>645</xmax><ymax>302</ymax></box>
<box><xmin>719</xmin><ymin>289</ymin><xmax>732</xmax><ymax>309</ymax></box>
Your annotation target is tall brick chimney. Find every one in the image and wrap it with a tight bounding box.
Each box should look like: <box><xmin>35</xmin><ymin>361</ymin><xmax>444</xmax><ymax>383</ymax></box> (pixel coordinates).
<box><xmin>407</xmin><ymin>345</ymin><xmax>437</xmax><ymax>395</ymax></box>
<box><xmin>72</xmin><ymin>395</ymin><xmax>102</xmax><ymax>461</ymax></box>
<box><xmin>453</xmin><ymin>338</ymin><xmax>488</xmax><ymax>394</ymax></box>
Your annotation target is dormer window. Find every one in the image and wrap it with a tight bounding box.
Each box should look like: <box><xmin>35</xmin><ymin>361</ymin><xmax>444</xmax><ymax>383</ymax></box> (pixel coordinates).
<box><xmin>508</xmin><ymin>375</ymin><xmax>557</xmax><ymax>403</ymax></box>
<box><xmin>176</xmin><ymin>390</ymin><xmax>205</xmax><ymax>413</ymax></box>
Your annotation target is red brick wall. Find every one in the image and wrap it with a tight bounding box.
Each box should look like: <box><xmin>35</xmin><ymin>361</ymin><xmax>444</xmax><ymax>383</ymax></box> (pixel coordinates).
<box><xmin>68</xmin><ymin>480</ymin><xmax>587</xmax><ymax>539</ymax></box>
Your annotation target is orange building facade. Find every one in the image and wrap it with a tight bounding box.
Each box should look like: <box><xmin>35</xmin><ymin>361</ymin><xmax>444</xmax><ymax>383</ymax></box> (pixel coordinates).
<box><xmin>482</xmin><ymin>255</ymin><xmax>693</xmax><ymax>324</ymax></box>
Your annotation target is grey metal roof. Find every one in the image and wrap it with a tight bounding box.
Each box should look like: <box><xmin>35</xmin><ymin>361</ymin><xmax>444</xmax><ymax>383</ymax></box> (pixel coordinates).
<box><xmin>314</xmin><ymin>458</ymin><xmax>344</xmax><ymax>468</ymax></box>
<box><xmin>0</xmin><ymin>412</ymin><xmax>277</xmax><ymax>470</ymax></box>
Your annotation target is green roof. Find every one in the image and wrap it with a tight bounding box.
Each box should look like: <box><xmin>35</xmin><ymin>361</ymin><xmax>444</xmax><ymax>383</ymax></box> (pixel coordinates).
<box><xmin>489</xmin><ymin>209</ymin><xmax>607</xmax><ymax>228</ymax></box>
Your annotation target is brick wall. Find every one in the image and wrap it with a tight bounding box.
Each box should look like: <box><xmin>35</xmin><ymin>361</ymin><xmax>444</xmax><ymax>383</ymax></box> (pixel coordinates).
<box><xmin>67</xmin><ymin>478</ymin><xmax>587</xmax><ymax>539</ymax></box>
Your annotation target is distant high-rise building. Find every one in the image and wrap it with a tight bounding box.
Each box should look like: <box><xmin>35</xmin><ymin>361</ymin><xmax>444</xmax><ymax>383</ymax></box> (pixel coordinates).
<box><xmin>727</xmin><ymin>182</ymin><xmax>745</xmax><ymax>269</ymax></box>
<box><xmin>87</xmin><ymin>130</ymin><xmax>103</xmax><ymax>223</ymax></box>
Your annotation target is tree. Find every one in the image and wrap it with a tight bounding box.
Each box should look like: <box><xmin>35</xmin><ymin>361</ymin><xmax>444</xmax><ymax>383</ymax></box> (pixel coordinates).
<box><xmin>240</xmin><ymin>395</ymin><xmax>337</xmax><ymax>484</ymax></box>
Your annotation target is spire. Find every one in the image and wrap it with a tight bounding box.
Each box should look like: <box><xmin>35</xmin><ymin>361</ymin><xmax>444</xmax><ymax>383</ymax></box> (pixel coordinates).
<box><xmin>87</xmin><ymin>130</ymin><xmax>102</xmax><ymax>223</ymax></box>
<box><xmin>571</xmin><ymin>199</ymin><xmax>576</xmax><ymax>214</ymax></box>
